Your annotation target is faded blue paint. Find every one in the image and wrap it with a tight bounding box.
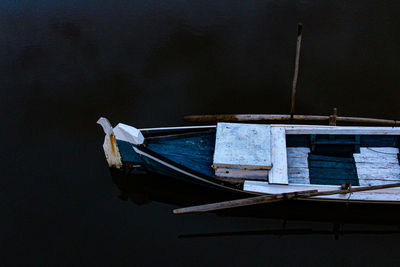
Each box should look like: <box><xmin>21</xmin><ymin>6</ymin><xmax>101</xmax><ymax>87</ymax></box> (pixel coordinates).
<box><xmin>146</xmin><ymin>133</ymin><xmax>216</xmax><ymax>178</ymax></box>
<box><xmin>287</xmin><ymin>135</ymin><xmax>399</xmax><ymax>148</ymax></box>
<box><xmin>308</xmin><ymin>154</ymin><xmax>359</xmax><ymax>186</ymax></box>
<box><xmin>116</xmin><ymin>140</ymin><xmax>144</xmax><ymax>163</ymax></box>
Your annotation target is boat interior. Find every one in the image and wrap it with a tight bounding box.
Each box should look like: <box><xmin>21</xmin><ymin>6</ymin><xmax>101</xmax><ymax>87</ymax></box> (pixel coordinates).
<box><xmin>138</xmin><ymin>123</ymin><xmax>400</xmax><ymax>192</ymax></box>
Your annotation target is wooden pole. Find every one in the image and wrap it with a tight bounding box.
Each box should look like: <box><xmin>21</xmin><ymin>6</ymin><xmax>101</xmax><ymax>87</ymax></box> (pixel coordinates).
<box><xmin>329</xmin><ymin>108</ymin><xmax>338</xmax><ymax>126</ymax></box>
<box><xmin>173</xmin><ymin>182</ymin><xmax>400</xmax><ymax>214</ymax></box>
<box><xmin>290</xmin><ymin>23</ymin><xmax>303</xmax><ymax>119</ymax></box>
<box><xmin>183</xmin><ymin>113</ymin><xmax>399</xmax><ymax>126</ymax></box>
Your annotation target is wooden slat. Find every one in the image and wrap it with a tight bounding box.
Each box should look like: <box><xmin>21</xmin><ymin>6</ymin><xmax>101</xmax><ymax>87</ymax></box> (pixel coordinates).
<box><xmin>215</xmin><ymin>168</ymin><xmax>268</xmax><ymax>180</ymax></box>
<box><xmin>287</xmin><ymin>158</ymin><xmax>309</xmax><ymax>168</ymax></box>
<box><xmin>359</xmin><ymin>179</ymin><xmax>400</xmax><ymax>186</ymax></box>
<box><xmin>287</xmin><ymin>147</ymin><xmax>310</xmax><ymax>184</ymax></box>
<box><xmin>269</xmin><ymin>127</ymin><xmax>288</xmax><ymax>185</ymax></box>
<box><xmin>308</xmin><ymin>154</ymin><xmax>358</xmax><ymax>186</ymax></box>
<box><xmin>288</xmin><ymin>167</ymin><xmax>309</xmax><ymax>177</ymax></box>
<box><xmin>308</xmin><ymin>160</ymin><xmax>356</xmax><ymax>169</ymax></box>
<box><xmin>283</xmin><ymin>125</ymin><xmax>400</xmax><ymax>135</ymax></box>
<box><xmin>354</xmin><ymin>147</ymin><xmax>400</xmax><ymax>186</ymax></box>
<box><xmin>141</xmin><ymin>124</ymin><xmax>400</xmax><ymax>135</ymax></box>
<box><xmin>244</xmin><ymin>181</ymin><xmax>400</xmax><ymax>194</ymax></box>
<box><xmin>287</xmin><ymin>147</ymin><xmax>311</xmax><ymax>157</ymax></box>
<box><xmin>308</xmin><ymin>154</ymin><xmax>355</xmax><ymax>163</ymax></box>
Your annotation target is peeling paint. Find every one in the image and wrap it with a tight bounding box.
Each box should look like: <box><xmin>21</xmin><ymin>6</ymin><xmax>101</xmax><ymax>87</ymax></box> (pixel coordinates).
<box><xmin>97</xmin><ymin>117</ymin><xmax>123</xmax><ymax>169</ymax></box>
<box><xmin>110</xmin><ymin>134</ymin><xmax>116</xmax><ymax>155</ymax></box>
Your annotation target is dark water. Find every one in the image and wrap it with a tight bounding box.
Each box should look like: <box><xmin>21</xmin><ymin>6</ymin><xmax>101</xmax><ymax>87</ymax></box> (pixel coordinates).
<box><xmin>2</xmin><ymin>0</ymin><xmax>400</xmax><ymax>265</ymax></box>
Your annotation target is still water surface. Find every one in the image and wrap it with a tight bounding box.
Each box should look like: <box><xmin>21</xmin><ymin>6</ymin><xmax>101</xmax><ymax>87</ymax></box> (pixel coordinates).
<box><xmin>2</xmin><ymin>0</ymin><xmax>400</xmax><ymax>265</ymax></box>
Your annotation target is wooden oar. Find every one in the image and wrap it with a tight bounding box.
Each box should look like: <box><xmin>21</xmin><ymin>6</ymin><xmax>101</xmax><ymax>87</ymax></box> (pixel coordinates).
<box><xmin>173</xmin><ymin>182</ymin><xmax>400</xmax><ymax>214</ymax></box>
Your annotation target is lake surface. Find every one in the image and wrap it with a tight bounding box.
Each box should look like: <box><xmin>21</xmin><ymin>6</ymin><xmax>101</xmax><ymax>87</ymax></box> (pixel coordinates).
<box><xmin>2</xmin><ymin>0</ymin><xmax>400</xmax><ymax>265</ymax></box>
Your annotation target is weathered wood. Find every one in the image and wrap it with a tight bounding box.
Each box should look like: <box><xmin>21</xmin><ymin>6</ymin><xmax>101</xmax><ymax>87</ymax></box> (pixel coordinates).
<box><xmin>354</xmin><ymin>147</ymin><xmax>400</xmax><ymax>186</ymax></box>
<box><xmin>142</xmin><ymin>123</ymin><xmax>400</xmax><ymax>135</ymax></box>
<box><xmin>97</xmin><ymin>117</ymin><xmax>123</xmax><ymax>169</ymax></box>
<box><xmin>358</xmin><ymin>179</ymin><xmax>400</xmax><ymax>186</ymax></box>
<box><xmin>173</xmin><ymin>189</ymin><xmax>318</xmax><ymax>214</ymax></box>
<box><xmin>308</xmin><ymin>153</ymin><xmax>359</xmax><ymax>186</ymax></box>
<box><xmin>329</xmin><ymin>108</ymin><xmax>338</xmax><ymax>126</ymax></box>
<box><xmin>215</xmin><ymin>168</ymin><xmax>268</xmax><ymax>180</ymax></box>
<box><xmin>287</xmin><ymin>157</ymin><xmax>309</xmax><ymax>168</ymax></box>
<box><xmin>269</xmin><ymin>127</ymin><xmax>289</xmax><ymax>184</ymax></box>
<box><xmin>244</xmin><ymin>181</ymin><xmax>400</xmax><ymax>194</ymax></box>
<box><xmin>183</xmin><ymin>114</ymin><xmax>399</xmax><ymax>126</ymax></box>
<box><xmin>287</xmin><ymin>177</ymin><xmax>310</xmax><ymax>184</ymax></box>
<box><xmin>283</xmin><ymin>125</ymin><xmax>400</xmax><ymax>135</ymax></box>
<box><xmin>288</xmin><ymin>167</ymin><xmax>310</xmax><ymax>178</ymax></box>
<box><xmin>213</xmin><ymin>123</ymin><xmax>272</xmax><ymax>170</ymax></box>
<box><xmin>312</xmin><ymin>183</ymin><xmax>400</xmax><ymax>196</ymax></box>
<box><xmin>244</xmin><ymin>182</ymin><xmax>337</xmax><ymax>194</ymax></box>
<box><xmin>290</xmin><ymin>23</ymin><xmax>303</xmax><ymax>117</ymax></box>
<box><xmin>287</xmin><ymin>147</ymin><xmax>310</xmax><ymax>157</ymax></box>
<box><xmin>356</xmin><ymin>167</ymin><xmax>400</xmax><ymax>178</ymax></box>
<box><xmin>140</xmin><ymin>125</ymin><xmax>215</xmax><ymax>132</ymax></box>
<box><xmin>287</xmin><ymin>147</ymin><xmax>310</xmax><ymax>184</ymax></box>
<box><xmin>174</xmin><ymin>182</ymin><xmax>400</xmax><ymax>214</ymax></box>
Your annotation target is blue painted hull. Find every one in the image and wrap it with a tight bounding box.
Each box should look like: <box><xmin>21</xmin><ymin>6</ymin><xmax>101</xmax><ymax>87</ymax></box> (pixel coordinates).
<box><xmin>116</xmin><ymin>132</ymin><xmax>249</xmax><ymax>194</ymax></box>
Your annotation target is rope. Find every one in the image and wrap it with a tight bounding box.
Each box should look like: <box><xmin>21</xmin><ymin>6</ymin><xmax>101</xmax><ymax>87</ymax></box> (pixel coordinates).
<box><xmin>366</xmin><ymin>147</ymin><xmax>399</xmax><ymax>155</ymax></box>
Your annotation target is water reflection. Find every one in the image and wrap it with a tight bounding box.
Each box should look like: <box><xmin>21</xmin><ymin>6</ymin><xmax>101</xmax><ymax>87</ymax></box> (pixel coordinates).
<box><xmin>179</xmin><ymin>227</ymin><xmax>400</xmax><ymax>240</ymax></box>
<box><xmin>110</xmin><ymin>169</ymin><xmax>400</xmax><ymax>240</ymax></box>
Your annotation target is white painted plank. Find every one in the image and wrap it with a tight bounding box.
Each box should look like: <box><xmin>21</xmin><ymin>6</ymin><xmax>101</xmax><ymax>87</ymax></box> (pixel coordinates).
<box><xmin>139</xmin><ymin>125</ymin><xmax>216</xmax><ymax>131</ymax></box>
<box><xmin>288</xmin><ymin>177</ymin><xmax>310</xmax><ymax>184</ymax></box>
<box><xmin>281</xmin><ymin>125</ymin><xmax>400</xmax><ymax>135</ymax></box>
<box><xmin>287</xmin><ymin>147</ymin><xmax>310</xmax><ymax>184</ymax></box>
<box><xmin>244</xmin><ymin>181</ymin><xmax>400</xmax><ymax>194</ymax></box>
<box><xmin>244</xmin><ymin>181</ymin><xmax>337</xmax><ymax>194</ymax></box>
<box><xmin>268</xmin><ymin>127</ymin><xmax>288</xmax><ymax>185</ymax></box>
<box><xmin>357</xmin><ymin>168</ymin><xmax>400</xmax><ymax>178</ymax></box>
<box><xmin>359</xmin><ymin>179</ymin><xmax>400</xmax><ymax>186</ymax></box>
<box><xmin>215</xmin><ymin>168</ymin><xmax>268</xmax><ymax>180</ymax></box>
<box><xmin>358</xmin><ymin>147</ymin><xmax>399</xmax><ymax>154</ymax></box>
<box><xmin>213</xmin><ymin>123</ymin><xmax>272</xmax><ymax>169</ymax></box>
<box><xmin>356</xmin><ymin>157</ymin><xmax>400</xmax><ymax>170</ymax></box>
<box><xmin>243</xmin><ymin>181</ymin><xmax>400</xmax><ymax>203</ymax></box>
<box><xmin>287</xmin><ymin>168</ymin><xmax>310</xmax><ymax>185</ymax></box>
<box><xmin>355</xmin><ymin>158</ymin><xmax>399</xmax><ymax>164</ymax></box>
<box><xmin>288</xmin><ymin>167</ymin><xmax>310</xmax><ymax>177</ymax></box>
<box><xmin>139</xmin><ymin>124</ymin><xmax>400</xmax><ymax>135</ymax></box>
<box><xmin>355</xmin><ymin>147</ymin><xmax>400</xmax><ymax>186</ymax></box>
<box><xmin>354</xmin><ymin>147</ymin><xmax>399</xmax><ymax>163</ymax></box>
<box><xmin>287</xmin><ymin>147</ymin><xmax>310</xmax><ymax>158</ymax></box>
<box><xmin>287</xmin><ymin>159</ymin><xmax>309</xmax><ymax>168</ymax></box>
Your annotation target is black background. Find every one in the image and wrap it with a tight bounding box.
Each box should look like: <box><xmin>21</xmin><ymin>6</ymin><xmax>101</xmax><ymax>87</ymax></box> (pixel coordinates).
<box><xmin>2</xmin><ymin>1</ymin><xmax>400</xmax><ymax>265</ymax></box>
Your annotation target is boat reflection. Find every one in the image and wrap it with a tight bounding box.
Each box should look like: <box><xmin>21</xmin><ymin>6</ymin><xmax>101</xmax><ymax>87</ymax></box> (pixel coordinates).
<box><xmin>178</xmin><ymin>227</ymin><xmax>400</xmax><ymax>240</ymax></box>
<box><xmin>110</xmin><ymin>169</ymin><xmax>400</xmax><ymax>239</ymax></box>
<box><xmin>111</xmin><ymin>169</ymin><xmax>400</xmax><ymax>222</ymax></box>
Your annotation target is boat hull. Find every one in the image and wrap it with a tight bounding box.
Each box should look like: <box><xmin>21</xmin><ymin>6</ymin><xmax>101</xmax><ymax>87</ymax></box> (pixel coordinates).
<box><xmin>99</xmin><ymin>121</ymin><xmax>400</xmax><ymax>205</ymax></box>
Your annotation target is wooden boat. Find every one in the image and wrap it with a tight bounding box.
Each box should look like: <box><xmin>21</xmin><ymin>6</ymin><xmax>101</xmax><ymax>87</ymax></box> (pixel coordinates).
<box><xmin>97</xmin><ymin>115</ymin><xmax>400</xmax><ymax>210</ymax></box>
